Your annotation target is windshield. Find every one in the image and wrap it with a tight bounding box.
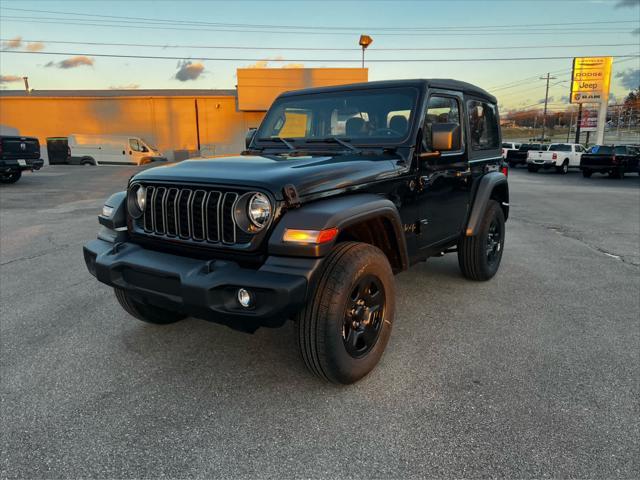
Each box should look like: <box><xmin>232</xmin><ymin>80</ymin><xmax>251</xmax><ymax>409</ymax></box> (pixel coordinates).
<box><xmin>592</xmin><ymin>145</ymin><xmax>613</xmax><ymax>154</ymax></box>
<box><xmin>548</xmin><ymin>144</ymin><xmax>571</xmax><ymax>152</ymax></box>
<box><xmin>256</xmin><ymin>87</ymin><xmax>419</xmax><ymax>146</ymax></box>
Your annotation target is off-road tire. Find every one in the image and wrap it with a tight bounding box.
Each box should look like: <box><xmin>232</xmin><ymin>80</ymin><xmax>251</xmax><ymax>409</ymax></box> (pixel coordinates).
<box><xmin>0</xmin><ymin>171</ymin><xmax>22</xmax><ymax>184</ymax></box>
<box><xmin>295</xmin><ymin>242</ymin><xmax>395</xmax><ymax>384</ymax></box>
<box><xmin>114</xmin><ymin>288</ymin><xmax>186</xmax><ymax>324</ymax></box>
<box><xmin>556</xmin><ymin>160</ymin><xmax>569</xmax><ymax>174</ymax></box>
<box><xmin>527</xmin><ymin>165</ymin><xmax>539</xmax><ymax>173</ymax></box>
<box><xmin>457</xmin><ymin>200</ymin><xmax>505</xmax><ymax>281</ymax></box>
<box><xmin>582</xmin><ymin>169</ymin><xmax>593</xmax><ymax>178</ymax></box>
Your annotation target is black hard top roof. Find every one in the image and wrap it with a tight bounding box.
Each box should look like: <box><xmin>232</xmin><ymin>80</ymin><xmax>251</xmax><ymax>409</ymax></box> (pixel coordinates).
<box><xmin>279</xmin><ymin>79</ymin><xmax>497</xmax><ymax>103</ymax></box>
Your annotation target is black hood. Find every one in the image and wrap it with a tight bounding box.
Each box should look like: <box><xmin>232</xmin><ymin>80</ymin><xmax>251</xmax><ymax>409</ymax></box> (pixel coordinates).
<box><xmin>132</xmin><ymin>153</ymin><xmax>402</xmax><ymax>201</ymax></box>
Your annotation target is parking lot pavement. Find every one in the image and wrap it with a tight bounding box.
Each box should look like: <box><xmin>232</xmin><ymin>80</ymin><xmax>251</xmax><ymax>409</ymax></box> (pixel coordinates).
<box><xmin>1</xmin><ymin>166</ymin><xmax>639</xmax><ymax>479</ymax></box>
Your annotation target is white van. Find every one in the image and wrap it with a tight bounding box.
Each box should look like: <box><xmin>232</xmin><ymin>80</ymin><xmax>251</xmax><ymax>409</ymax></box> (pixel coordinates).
<box><xmin>68</xmin><ymin>134</ymin><xmax>166</xmax><ymax>166</ymax></box>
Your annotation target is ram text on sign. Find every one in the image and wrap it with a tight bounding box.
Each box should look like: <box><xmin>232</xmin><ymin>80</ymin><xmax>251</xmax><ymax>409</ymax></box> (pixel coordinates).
<box><xmin>570</xmin><ymin>57</ymin><xmax>613</xmax><ymax>104</ymax></box>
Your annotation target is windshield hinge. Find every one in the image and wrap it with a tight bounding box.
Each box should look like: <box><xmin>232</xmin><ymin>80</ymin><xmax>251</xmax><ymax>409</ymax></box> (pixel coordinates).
<box><xmin>283</xmin><ymin>184</ymin><xmax>301</xmax><ymax>208</ymax></box>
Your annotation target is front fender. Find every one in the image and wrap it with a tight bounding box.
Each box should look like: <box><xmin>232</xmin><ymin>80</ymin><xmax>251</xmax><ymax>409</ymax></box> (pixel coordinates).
<box><xmin>268</xmin><ymin>193</ymin><xmax>408</xmax><ymax>268</ymax></box>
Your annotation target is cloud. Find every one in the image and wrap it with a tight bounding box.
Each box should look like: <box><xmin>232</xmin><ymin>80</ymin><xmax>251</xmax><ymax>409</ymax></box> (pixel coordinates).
<box><xmin>245</xmin><ymin>56</ymin><xmax>305</xmax><ymax>69</ymax></box>
<box><xmin>537</xmin><ymin>96</ymin><xmax>555</xmax><ymax>104</ymax></box>
<box><xmin>0</xmin><ymin>75</ymin><xmax>23</xmax><ymax>84</ymax></box>
<box><xmin>45</xmin><ymin>56</ymin><xmax>94</xmax><ymax>69</ymax></box>
<box><xmin>2</xmin><ymin>36</ymin><xmax>22</xmax><ymax>50</ymax></box>
<box><xmin>560</xmin><ymin>95</ymin><xmax>570</xmax><ymax>103</ymax></box>
<box><xmin>109</xmin><ymin>83</ymin><xmax>140</xmax><ymax>90</ymax></box>
<box><xmin>26</xmin><ymin>42</ymin><xmax>45</xmax><ymax>52</ymax></box>
<box><xmin>615</xmin><ymin>68</ymin><xmax>640</xmax><ymax>89</ymax></box>
<box><xmin>615</xmin><ymin>0</ymin><xmax>639</xmax><ymax>7</ymax></box>
<box><xmin>281</xmin><ymin>63</ymin><xmax>304</xmax><ymax>69</ymax></box>
<box><xmin>174</xmin><ymin>60</ymin><xmax>205</xmax><ymax>81</ymax></box>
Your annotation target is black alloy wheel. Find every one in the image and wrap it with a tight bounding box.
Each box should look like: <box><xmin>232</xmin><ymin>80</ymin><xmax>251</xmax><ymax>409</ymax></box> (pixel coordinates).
<box><xmin>343</xmin><ymin>275</ymin><xmax>386</xmax><ymax>358</ymax></box>
<box><xmin>486</xmin><ymin>218</ymin><xmax>503</xmax><ymax>267</ymax></box>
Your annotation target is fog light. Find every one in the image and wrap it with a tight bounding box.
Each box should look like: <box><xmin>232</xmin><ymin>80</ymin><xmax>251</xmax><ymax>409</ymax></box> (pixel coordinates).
<box><xmin>237</xmin><ymin>288</ymin><xmax>253</xmax><ymax>308</ymax></box>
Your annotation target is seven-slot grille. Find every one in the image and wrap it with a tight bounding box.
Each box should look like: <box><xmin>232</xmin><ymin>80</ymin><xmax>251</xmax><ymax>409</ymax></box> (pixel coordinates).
<box><xmin>136</xmin><ymin>185</ymin><xmax>252</xmax><ymax>245</ymax></box>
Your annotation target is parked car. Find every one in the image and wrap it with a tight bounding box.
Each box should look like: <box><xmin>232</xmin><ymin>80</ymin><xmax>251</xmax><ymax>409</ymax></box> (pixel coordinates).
<box><xmin>580</xmin><ymin>145</ymin><xmax>640</xmax><ymax>178</ymax></box>
<box><xmin>0</xmin><ymin>135</ymin><xmax>44</xmax><ymax>184</ymax></box>
<box><xmin>68</xmin><ymin>134</ymin><xmax>166</xmax><ymax>166</ymax></box>
<box><xmin>501</xmin><ymin>141</ymin><xmax>521</xmax><ymax>159</ymax></box>
<box><xmin>83</xmin><ymin>79</ymin><xmax>509</xmax><ymax>384</ymax></box>
<box><xmin>526</xmin><ymin>143</ymin><xmax>586</xmax><ymax>174</ymax></box>
<box><xmin>506</xmin><ymin>143</ymin><xmax>548</xmax><ymax>167</ymax></box>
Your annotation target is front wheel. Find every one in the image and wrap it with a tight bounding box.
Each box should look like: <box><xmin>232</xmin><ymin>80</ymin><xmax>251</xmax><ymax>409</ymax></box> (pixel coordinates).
<box><xmin>296</xmin><ymin>242</ymin><xmax>395</xmax><ymax>384</ymax></box>
<box><xmin>582</xmin><ymin>169</ymin><xmax>593</xmax><ymax>178</ymax></box>
<box><xmin>114</xmin><ymin>288</ymin><xmax>186</xmax><ymax>324</ymax></box>
<box><xmin>0</xmin><ymin>171</ymin><xmax>21</xmax><ymax>184</ymax></box>
<box><xmin>458</xmin><ymin>200</ymin><xmax>505</xmax><ymax>281</ymax></box>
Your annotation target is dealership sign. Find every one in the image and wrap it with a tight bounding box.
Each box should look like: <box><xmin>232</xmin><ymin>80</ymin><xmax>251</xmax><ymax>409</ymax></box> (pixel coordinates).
<box><xmin>570</xmin><ymin>57</ymin><xmax>613</xmax><ymax>104</ymax></box>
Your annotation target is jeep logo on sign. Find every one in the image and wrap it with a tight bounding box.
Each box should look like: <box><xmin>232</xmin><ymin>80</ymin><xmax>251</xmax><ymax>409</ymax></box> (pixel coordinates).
<box><xmin>20</xmin><ymin>143</ymin><xmax>26</xmax><ymax>151</ymax></box>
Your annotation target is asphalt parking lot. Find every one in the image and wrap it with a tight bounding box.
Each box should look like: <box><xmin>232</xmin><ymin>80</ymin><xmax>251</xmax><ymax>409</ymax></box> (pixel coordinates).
<box><xmin>1</xmin><ymin>166</ymin><xmax>639</xmax><ymax>478</ymax></box>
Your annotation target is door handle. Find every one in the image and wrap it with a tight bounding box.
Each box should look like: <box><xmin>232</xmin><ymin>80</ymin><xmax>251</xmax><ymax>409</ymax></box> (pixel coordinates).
<box><xmin>122</xmin><ymin>150</ymin><xmax>125</xmax><ymax>155</ymax></box>
<box><xmin>129</xmin><ymin>150</ymin><xmax>132</xmax><ymax>155</ymax></box>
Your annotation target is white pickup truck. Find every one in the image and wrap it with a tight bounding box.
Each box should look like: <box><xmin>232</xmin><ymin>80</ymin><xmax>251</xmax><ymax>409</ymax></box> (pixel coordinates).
<box><xmin>526</xmin><ymin>143</ymin><xmax>586</xmax><ymax>174</ymax></box>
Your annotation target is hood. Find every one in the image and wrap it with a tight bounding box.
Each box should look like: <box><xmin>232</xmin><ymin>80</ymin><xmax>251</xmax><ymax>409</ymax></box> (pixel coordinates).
<box><xmin>132</xmin><ymin>152</ymin><xmax>402</xmax><ymax>201</ymax></box>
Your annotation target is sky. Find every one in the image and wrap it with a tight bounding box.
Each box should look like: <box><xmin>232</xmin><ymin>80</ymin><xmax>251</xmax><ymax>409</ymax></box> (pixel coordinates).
<box><xmin>0</xmin><ymin>0</ymin><xmax>639</xmax><ymax>111</ymax></box>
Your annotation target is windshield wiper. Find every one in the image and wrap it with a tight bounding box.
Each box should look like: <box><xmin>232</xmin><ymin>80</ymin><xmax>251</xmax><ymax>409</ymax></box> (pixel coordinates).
<box><xmin>306</xmin><ymin>136</ymin><xmax>361</xmax><ymax>153</ymax></box>
<box><xmin>257</xmin><ymin>137</ymin><xmax>295</xmax><ymax>150</ymax></box>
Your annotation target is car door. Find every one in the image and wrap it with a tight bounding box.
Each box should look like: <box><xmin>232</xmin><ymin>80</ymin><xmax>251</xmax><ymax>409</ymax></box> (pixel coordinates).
<box><xmin>417</xmin><ymin>90</ymin><xmax>471</xmax><ymax>249</ymax></box>
<box><xmin>128</xmin><ymin>138</ymin><xmax>143</xmax><ymax>165</ymax></box>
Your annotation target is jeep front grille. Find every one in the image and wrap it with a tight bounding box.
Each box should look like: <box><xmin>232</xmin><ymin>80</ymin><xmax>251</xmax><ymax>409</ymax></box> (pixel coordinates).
<box><xmin>136</xmin><ymin>185</ymin><xmax>252</xmax><ymax>245</ymax></box>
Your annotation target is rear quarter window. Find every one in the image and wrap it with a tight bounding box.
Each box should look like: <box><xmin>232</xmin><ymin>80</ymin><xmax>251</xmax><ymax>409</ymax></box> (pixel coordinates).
<box><xmin>467</xmin><ymin>100</ymin><xmax>499</xmax><ymax>151</ymax></box>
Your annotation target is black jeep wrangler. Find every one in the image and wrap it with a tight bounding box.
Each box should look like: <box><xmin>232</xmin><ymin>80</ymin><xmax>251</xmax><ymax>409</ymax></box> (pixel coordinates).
<box><xmin>83</xmin><ymin>80</ymin><xmax>508</xmax><ymax>384</ymax></box>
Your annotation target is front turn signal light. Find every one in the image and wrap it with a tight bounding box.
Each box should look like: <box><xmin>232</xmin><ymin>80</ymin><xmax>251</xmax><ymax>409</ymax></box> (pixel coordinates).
<box><xmin>283</xmin><ymin>227</ymin><xmax>338</xmax><ymax>244</ymax></box>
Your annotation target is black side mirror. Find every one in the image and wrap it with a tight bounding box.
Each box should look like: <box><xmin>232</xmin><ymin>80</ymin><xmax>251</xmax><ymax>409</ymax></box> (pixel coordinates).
<box><xmin>140</xmin><ymin>146</ymin><xmax>148</xmax><ymax>153</ymax></box>
<box><xmin>245</xmin><ymin>128</ymin><xmax>257</xmax><ymax>149</ymax></box>
<box><xmin>431</xmin><ymin>123</ymin><xmax>461</xmax><ymax>151</ymax></box>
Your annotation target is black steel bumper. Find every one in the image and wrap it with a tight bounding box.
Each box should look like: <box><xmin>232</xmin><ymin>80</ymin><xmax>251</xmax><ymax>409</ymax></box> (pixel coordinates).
<box><xmin>0</xmin><ymin>158</ymin><xmax>44</xmax><ymax>173</ymax></box>
<box><xmin>83</xmin><ymin>239</ymin><xmax>320</xmax><ymax>331</ymax></box>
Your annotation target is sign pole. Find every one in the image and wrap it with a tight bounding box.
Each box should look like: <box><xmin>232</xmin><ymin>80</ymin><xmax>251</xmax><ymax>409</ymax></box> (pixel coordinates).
<box><xmin>575</xmin><ymin>103</ymin><xmax>583</xmax><ymax>144</ymax></box>
<box><xmin>595</xmin><ymin>99</ymin><xmax>607</xmax><ymax>145</ymax></box>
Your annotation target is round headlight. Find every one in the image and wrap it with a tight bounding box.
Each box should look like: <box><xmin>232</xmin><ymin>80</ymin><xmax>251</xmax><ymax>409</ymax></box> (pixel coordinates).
<box><xmin>247</xmin><ymin>192</ymin><xmax>271</xmax><ymax>229</ymax></box>
<box><xmin>135</xmin><ymin>185</ymin><xmax>146</xmax><ymax>211</ymax></box>
<box><xmin>127</xmin><ymin>184</ymin><xmax>146</xmax><ymax>218</ymax></box>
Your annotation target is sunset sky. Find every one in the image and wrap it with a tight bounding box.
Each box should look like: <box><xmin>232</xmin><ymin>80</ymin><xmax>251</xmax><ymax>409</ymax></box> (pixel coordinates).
<box><xmin>1</xmin><ymin>0</ymin><xmax>639</xmax><ymax>111</ymax></box>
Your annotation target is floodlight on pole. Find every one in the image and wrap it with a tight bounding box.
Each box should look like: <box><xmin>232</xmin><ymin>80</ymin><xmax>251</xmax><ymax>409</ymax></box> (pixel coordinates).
<box><xmin>359</xmin><ymin>35</ymin><xmax>373</xmax><ymax>69</ymax></box>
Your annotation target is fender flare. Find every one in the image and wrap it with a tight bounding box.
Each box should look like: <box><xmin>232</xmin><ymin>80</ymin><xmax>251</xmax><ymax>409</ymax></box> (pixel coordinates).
<box><xmin>268</xmin><ymin>193</ymin><xmax>409</xmax><ymax>270</ymax></box>
<box><xmin>465</xmin><ymin>172</ymin><xmax>509</xmax><ymax>236</ymax></box>
<box><xmin>98</xmin><ymin>191</ymin><xmax>127</xmax><ymax>230</ymax></box>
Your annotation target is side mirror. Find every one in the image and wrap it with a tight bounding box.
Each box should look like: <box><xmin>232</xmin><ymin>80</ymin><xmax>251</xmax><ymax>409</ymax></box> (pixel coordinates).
<box><xmin>431</xmin><ymin>123</ymin><xmax>461</xmax><ymax>151</ymax></box>
<box><xmin>245</xmin><ymin>128</ymin><xmax>257</xmax><ymax>149</ymax></box>
<box><xmin>140</xmin><ymin>146</ymin><xmax>148</xmax><ymax>153</ymax></box>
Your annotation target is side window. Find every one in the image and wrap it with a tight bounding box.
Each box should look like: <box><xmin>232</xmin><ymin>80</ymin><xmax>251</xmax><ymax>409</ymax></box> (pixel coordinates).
<box><xmin>129</xmin><ymin>138</ymin><xmax>141</xmax><ymax>152</ymax></box>
<box><xmin>425</xmin><ymin>95</ymin><xmax>461</xmax><ymax>151</ymax></box>
<box><xmin>614</xmin><ymin>146</ymin><xmax>627</xmax><ymax>155</ymax></box>
<box><xmin>467</xmin><ymin>100</ymin><xmax>499</xmax><ymax>150</ymax></box>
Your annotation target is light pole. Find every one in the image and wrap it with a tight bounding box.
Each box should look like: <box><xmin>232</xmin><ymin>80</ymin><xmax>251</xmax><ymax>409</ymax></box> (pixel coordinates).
<box><xmin>539</xmin><ymin>72</ymin><xmax>556</xmax><ymax>142</ymax></box>
<box><xmin>359</xmin><ymin>35</ymin><xmax>373</xmax><ymax>69</ymax></box>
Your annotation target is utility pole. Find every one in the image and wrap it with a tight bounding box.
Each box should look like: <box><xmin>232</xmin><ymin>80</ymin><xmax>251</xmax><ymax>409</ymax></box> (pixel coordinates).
<box><xmin>540</xmin><ymin>73</ymin><xmax>556</xmax><ymax>142</ymax></box>
<box><xmin>567</xmin><ymin>111</ymin><xmax>574</xmax><ymax>143</ymax></box>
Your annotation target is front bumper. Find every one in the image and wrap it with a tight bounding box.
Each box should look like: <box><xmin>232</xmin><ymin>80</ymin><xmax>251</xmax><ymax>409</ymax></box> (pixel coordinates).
<box><xmin>0</xmin><ymin>158</ymin><xmax>44</xmax><ymax>173</ymax></box>
<box><xmin>83</xmin><ymin>239</ymin><xmax>320</xmax><ymax>331</ymax></box>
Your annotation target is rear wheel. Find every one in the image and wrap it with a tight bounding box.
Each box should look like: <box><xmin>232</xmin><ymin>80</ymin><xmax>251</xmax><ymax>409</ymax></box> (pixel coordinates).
<box><xmin>527</xmin><ymin>165</ymin><xmax>539</xmax><ymax>173</ymax></box>
<box><xmin>81</xmin><ymin>157</ymin><xmax>95</xmax><ymax>166</ymax></box>
<box><xmin>458</xmin><ymin>200</ymin><xmax>505</xmax><ymax>281</ymax></box>
<box><xmin>0</xmin><ymin>171</ymin><xmax>21</xmax><ymax>184</ymax></box>
<box><xmin>114</xmin><ymin>288</ymin><xmax>186</xmax><ymax>324</ymax></box>
<box><xmin>556</xmin><ymin>160</ymin><xmax>569</xmax><ymax>174</ymax></box>
<box><xmin>296</xmin><ymin>242</ymin><xmax>395</xmax><ymax>384</ymax></box>
<box><xmin>582</xmin><ymin>169</ymin><xmax>593</xmax><ymax>178</ymax></box>
<box><xmin>508</xmin><ymin>161</ymin><xmax>516</xmax><ymax>168</ymax></box>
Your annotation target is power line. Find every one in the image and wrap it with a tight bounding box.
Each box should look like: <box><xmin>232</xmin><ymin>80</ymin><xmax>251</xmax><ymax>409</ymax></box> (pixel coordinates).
<box><xmin>0</xmin><ymin>16</ymin><xmax>633</xmax><ymax>36</ymax></box>
<box><xmin>2</xmin><ymin>6</ymin><xmax>637</xmax><ymax>31</ymax></box>
<box><xmin>2</xmin><ymin>38</ymin><xmax>637</xmax><ymax>52</ymax></box>
<box><xmin>3</xmin><ymin>50</ymin><xmax>639</xmax><ymax>63</ymax></box>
